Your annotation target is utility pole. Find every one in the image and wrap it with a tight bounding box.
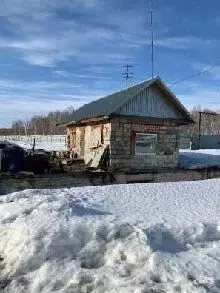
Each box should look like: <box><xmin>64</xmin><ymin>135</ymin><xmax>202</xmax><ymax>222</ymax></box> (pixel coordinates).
<box><xmin>198</xmin><ymin>111</ymin><xmax>219</xmax><ymax>147</ymax></box>
<box><xmin>198</xmin><ymin>111</ymin><xmax>202</xmax><ymax>147</ymax></box>
<box><xmin>122</xmin><ymin>65</ymin><xmax>134</xmax><ymax>87</ymax></box>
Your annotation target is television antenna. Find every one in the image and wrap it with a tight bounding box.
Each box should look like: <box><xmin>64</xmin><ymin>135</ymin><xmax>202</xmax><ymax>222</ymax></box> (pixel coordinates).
<box><xmin>122</xmin><ymin>65</ymin><xmax>134</xmax><ymax>87</ymax></box>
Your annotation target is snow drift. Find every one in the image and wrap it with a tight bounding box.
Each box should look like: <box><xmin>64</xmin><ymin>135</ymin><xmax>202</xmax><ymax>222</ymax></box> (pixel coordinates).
<box><xmin>0</xmin><ymin>180</ymin><xmax>220</xmax><ymax>292</ymax></box>
<box><xmin>5</xmin><ymin>140</ymin><xmax>66</xmax><ymax>152</ymax></box>
<box><xmin>179</xmin><ymin>149</ymin><xmax>220</xmax><ymax>169</ymax></box>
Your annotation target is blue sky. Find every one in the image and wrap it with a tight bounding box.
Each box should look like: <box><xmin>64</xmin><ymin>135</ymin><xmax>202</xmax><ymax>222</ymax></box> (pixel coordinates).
<box><xmin>0</xmin><ymin>0</ymin><xmax>220</xmax><ymax>127</ymax></box>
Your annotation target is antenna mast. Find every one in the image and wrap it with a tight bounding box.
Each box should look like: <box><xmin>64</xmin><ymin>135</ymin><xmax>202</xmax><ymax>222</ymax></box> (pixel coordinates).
<box><xmin>150</xmin><ymin>0</ymin><xmax>154</xmax><ymax>78</ymax></box>
<box><xmin>122</xmin><ymin>65</ymin><xmax>134</xmax><ymax>87</ymax></box>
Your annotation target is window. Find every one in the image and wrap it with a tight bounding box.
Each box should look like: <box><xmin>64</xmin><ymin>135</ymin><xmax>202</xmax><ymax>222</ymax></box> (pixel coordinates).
<box><xmin>135</xmin><ymin>133</ymin><xmax>157</xmax><ymax>155</ymax></box>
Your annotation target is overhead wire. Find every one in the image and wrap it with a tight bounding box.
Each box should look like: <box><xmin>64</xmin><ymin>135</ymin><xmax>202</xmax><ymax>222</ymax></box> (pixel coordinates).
<box><xmin>169</xmin><ymin>63</ymin><xmax>220</xmax><ymax>87</ymax></box>
<box><xmin>169</xmin><ymin>61</ymin><xmax>220</xmax><ymax>108</ymax></box>
<box><xmin>145</xmin><ymin>1</ymin><xmax>219</xmax><ymax>88</ymax></box>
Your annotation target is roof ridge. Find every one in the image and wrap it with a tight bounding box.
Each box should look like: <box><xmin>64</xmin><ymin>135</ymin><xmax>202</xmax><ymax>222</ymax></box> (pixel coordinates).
<box><xmin>67</xmin><ymin>76</ymin><xmax>193</xmax><ymax>123</ymax></box>
<box><xmin>103</xmin><ymin>76</ymin><xmax>159</xmax><ymax>98</ymax></box>
<box><xmin>69</xmin><ymin>77</ymin><xmax>159</xmax><ymax>121</ymax></box>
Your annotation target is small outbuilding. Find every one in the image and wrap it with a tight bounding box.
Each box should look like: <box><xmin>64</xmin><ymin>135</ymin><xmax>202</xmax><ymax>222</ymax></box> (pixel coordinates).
<box><xmin>66</xmin><ymin>76</ymin><xmax>193</xmax><ymax>171</ymax></box>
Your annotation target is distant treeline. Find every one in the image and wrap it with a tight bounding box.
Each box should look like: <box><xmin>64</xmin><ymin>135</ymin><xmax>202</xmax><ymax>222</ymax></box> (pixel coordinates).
<box><xmin>0</xmin><ymin>106</ymin><xmax>219</xmax><ymax>136</ymax></box>
<box><xmin>0</xmin><ymin>107</ymin><xmax>75</xmax><ymax>136</ymax></box>
<box><xmin>181</xmin><ymin>107</ymin><xmax>220</xmax><ymax>135</ymax></box>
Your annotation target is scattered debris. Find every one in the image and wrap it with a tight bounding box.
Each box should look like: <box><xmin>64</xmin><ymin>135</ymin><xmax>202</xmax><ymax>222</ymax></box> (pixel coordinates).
<box><xmin>0</xmin><ymin>141</ymin><xmax>25</xmax><ymax>173</ymax></box>
<box><xmin>0</xmin><ymin>141</ymin><xmax>51</xmax><ymax>175</ymax></box>
<box><xmin>25</xmin><ymin>149</ymin><xmax>50</xmax><ymax>174</ymax></box>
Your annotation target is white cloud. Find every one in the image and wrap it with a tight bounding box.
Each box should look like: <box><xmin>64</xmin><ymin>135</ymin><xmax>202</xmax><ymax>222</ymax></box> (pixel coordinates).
<box><xmin>156</xmin><ymin>37</ymin><xmax>215</xmax><ymax>50</ymax></box>
<box><xmin>0</xmin><ymin>0</ymin><xmax>219</xmax><ymax>126</ymax></box>
<box><xmin>0</xmin><ymin>77</ymin><xmax>114</xmax><ymax>127</ymax></box>
<box><xmin>53</xmin><ymin>70</ymin><xmax>113</xmax><ymax>80</ymax></box>
<box><xmin>2</xmin><ymin>0</ymin><xmax>213</xmax><ymax>69</ymax></box>
<box><xmin>172</xmin><ymin>80</ymin><xmax>220</xmax><ymax>111</ymax></box>
<box><xmin>0</xmin><ymin>0</ymin><xmax>149</xmax><ymax>67</ymax></box>
<box><xmin>0</xmin><ymin>98</ymin><xmax>77</xmax><ymax>127</ymax></box>
<box><xmin>0</xmin><ymin>79</ymin><xmax>84</xmax><ymax>92</ymax></box>
<box><xmin>0</xmin><ymin>0</ymin><xmax>216</xmax><ymax>67</ymax></box>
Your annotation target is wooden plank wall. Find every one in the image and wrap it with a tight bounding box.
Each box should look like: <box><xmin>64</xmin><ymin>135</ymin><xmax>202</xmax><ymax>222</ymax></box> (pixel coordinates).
<box><xmin>116</xmin><ymin>85</ymin><xmax>184</xmax><ymax>119</ymax></box>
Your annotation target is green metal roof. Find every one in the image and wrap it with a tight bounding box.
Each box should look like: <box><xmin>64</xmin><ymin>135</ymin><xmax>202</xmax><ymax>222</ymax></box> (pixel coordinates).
<box><xmin>70</xmin><ymin>78</ymin><xmax>157</xmax><ymax>122</ymax></box>
<box><xmin>68</xmin><ymin>76</ymin><xmax>192</xmax><ymax>124</ymax></box>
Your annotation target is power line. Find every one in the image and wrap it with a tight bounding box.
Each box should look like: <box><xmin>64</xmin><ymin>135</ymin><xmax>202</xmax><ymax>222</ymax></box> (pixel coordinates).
<box><xmin>170</xmin><ymin>63</ymin><xmax>220</xmax><ymax>87</ymax></box>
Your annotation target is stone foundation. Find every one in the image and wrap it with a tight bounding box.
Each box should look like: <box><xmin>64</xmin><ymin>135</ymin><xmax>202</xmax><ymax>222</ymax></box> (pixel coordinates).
<box><xmin>1</xmin><ymin>168</ymin><xmax>220</xmax><ymax>195</ymax></box>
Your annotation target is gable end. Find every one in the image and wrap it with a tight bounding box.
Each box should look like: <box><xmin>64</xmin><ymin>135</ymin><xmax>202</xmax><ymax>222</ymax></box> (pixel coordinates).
<box><xmin>115</xmin><ymin>84</ymin><xmax>185</xmax><ymax>120</ymax></box>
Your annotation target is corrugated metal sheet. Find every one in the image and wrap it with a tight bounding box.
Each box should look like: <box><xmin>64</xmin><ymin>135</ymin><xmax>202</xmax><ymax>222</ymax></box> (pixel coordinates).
<box><xmin>116</xmin><ymin>85</ymin><xmax>184</xmax><ymax>119</ymax></box>
<box><xmin>67</xmin><ymin>76</ymin><xmax>192</xmax><ymax>124</ymax></box>
<box><xmin>71</xmin><ymin>78</ymin><xmax>153</xmax><ymax>122</ymax></box>
<box><xmin>200</xmin><ymin>135</ymin><xmax>220</xmax><ymax>149</ymax></box>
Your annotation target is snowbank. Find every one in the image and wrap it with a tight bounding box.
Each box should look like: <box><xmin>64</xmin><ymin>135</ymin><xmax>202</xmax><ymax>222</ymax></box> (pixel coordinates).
<box><xmin>179</xmin><ymin>149</ymin><xmax>220</xmax><ymax>169</ymax></box>
<box><xmin>6</xmin><ymin>140</ymin><xmax>66</xmax><ymax>152</ymax></box>
<box><xmin>1</xmin><ymin>179</ymin><xmax>220</xmax><ymax>292</ymax></box>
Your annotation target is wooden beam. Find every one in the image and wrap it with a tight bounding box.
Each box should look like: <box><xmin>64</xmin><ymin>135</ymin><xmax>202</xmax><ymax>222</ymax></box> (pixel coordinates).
<box><xmin>78</xmin><ymin>115</ymin><xmax>109</xmax><ymax>124</ymax></box>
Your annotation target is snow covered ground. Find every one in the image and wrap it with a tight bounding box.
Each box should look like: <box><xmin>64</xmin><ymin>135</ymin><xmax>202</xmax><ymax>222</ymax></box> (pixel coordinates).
<box><xmin>4</xmin><ymin>136</ymin><xmax>220</xmax><ymax>169</ymax></box>
<box><xmin>0</xmin><ymin>135</ymin><xmax>67</xmax><ymax>152</ymax></box>
<box><xmin>179</xmin><ymin>149</ymin><xmax>220</xmax><ymax>169</ymax></box>
<box><xmin>1</xmin><ymin>179</ymin><xmax>220</xmax><ymax>293</ymax></box>
<box><xmin>4</xmin><ymin>140</ymin><xmax>67</xmax><ymax>152</ymax></box>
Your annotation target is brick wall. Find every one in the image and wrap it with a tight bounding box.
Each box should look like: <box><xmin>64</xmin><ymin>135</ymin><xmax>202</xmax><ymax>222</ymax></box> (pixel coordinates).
<box><xmin>109</xmin><ymin>117</ymin><xmax>180</xmax><ymax>171</ymax></box>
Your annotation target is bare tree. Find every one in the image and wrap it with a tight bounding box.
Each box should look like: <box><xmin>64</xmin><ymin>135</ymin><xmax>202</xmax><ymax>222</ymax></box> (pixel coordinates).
<box><xmin>11</xmin><ymin>107</ymin><xmax>76</xmax><ymax>135</ymax></box>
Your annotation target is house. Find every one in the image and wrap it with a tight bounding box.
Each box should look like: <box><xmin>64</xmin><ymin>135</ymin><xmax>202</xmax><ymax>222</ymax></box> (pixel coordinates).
<box><xmin>66</xmin><ymin>76</ymin><xmax>193</xmax><ymax>171</ymax></box>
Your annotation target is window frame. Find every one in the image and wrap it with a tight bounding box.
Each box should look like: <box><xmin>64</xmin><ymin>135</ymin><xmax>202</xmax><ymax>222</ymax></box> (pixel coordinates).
<box><xmin>134</xmin><ymin>133</ymin><xmax>158</xmax><ymax>156</ymax></box>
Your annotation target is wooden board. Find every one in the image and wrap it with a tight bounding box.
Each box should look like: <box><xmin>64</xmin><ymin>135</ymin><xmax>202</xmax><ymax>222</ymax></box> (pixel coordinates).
<box><xmin>90</xmin><ymin>146</ymin><xmax>107</xmax><ymax>168</ymax></box>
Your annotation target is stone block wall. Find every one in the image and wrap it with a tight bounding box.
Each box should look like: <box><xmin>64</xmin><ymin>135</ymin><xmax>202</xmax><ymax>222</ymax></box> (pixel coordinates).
<box><xmin>67</xmin><ymin>117</ymin><xmax>181</xmax><ymax>170</ymax></box>
<box><xmin>109</xmin><ymin>117</ymin><xmax>180</xmax><ymax>171</ymax></box>
<box><xmin>179</xmin><ymin>132</ymin><xmax>192</xmax><ymax>149</ymax></box>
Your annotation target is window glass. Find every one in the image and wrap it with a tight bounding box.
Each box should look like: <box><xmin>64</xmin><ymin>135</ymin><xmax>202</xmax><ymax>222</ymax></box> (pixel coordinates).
<box><xmin>135</xmin><ymin>133</ymin><xmax>157</xmax><ymax>155</ymax></box>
